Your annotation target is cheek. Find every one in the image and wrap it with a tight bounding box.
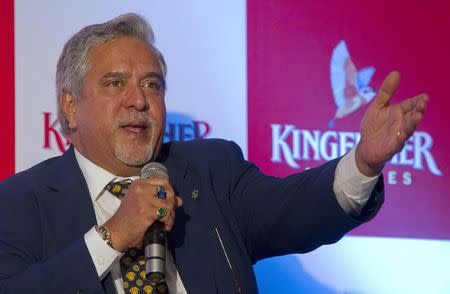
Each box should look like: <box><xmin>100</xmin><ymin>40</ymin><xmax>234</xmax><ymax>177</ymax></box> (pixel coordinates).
<box><xmin>77</xmin><ymin>101</ymin><xmax>116</xmax><ymax>134</ymax></box>
<box><xmin>97</xmin><ymin>112</ymin><xmax>120</xmax><ymax>138</ymax></box>
<box><xmin>151</xmin><ymin>101</ymin><xmax>166</xmax><ymax>124</ymax></box>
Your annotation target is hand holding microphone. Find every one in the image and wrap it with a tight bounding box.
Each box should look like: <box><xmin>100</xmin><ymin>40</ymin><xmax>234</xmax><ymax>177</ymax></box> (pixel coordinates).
<box><xmin>103</xmin><ymin>163</ymin><xmax>183</xmax><ymax>282</ymax></box>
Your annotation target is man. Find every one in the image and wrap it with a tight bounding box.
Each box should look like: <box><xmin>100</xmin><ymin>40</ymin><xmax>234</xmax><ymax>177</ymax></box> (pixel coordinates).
<box><xmin>0</xmin><ymin>13</ymin><xmax>428</xmax><ymax>293</ymax></box>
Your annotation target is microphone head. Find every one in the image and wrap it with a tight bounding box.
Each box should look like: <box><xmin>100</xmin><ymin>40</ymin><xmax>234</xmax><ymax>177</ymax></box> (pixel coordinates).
<box><xmin>141</xmin><ymin>162</ymin><xmax>168</xmax><ymax>179</ymax></box>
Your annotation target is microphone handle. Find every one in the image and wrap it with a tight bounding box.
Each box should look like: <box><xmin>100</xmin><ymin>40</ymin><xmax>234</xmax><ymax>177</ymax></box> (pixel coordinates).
<box><xmin>144</xmin><ymin>221</ymin><xmax>166</xmax><ymax>284</ymax></box>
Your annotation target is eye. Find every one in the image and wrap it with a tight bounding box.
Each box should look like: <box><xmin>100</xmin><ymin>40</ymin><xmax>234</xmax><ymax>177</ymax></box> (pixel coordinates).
<box><xmin>142</xmin><ymin>80</ymin><xmax>162</xmax><ymax>90</ymax></box>
<box><xmin>106</xmin><ymin>80</ymin><xmax>124</xmax><ymax>87</ymax></box>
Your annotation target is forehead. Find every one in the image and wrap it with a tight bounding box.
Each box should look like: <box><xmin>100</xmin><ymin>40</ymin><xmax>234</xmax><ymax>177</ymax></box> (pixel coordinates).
<box><xmin>87</xmin><ymin>36</ymin><xmax>161</xmax><ymax>74</ymax></box>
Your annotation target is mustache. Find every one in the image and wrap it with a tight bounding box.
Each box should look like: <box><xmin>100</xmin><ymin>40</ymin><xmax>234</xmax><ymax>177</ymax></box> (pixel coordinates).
<box><xmin>118</xmin><ymin>112</ymin><xmax>152</xmax><ymax>128</ymax></box>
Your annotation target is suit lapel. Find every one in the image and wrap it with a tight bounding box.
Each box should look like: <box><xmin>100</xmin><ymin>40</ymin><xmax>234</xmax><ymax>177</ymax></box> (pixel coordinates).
<box><xmin>39</xmin><ymin>147</ymin><xmax>116</xmax><ymax>293</ymax></box>
<box><xmin>39</xmin><ymin>146</ymin><xmax>97</xmax><ymax>245</ymax></box>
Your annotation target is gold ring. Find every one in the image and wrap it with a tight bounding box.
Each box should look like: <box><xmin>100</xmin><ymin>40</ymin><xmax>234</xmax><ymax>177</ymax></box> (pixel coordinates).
<box><xmin>156</xmin><ymin>207</ymin><xmax>167</xmax><ymax>219</ymax></box>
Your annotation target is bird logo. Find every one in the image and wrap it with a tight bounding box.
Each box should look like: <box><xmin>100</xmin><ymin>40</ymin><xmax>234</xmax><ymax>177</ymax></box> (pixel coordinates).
<box><xmin>329</xmin><ymin>40</ymin><xmax>376</xmax><ymax>128</ymax></box>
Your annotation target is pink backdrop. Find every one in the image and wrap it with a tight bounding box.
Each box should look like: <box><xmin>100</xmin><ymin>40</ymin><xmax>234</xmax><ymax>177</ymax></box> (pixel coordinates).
<box><xmin>2</xmin><ymin>1</ymin><xmax>450</xmax><ymax>292</ymax></box>
<box><xmin>248</xmin><ymin>0</ymin><xmax>450</xmax><ymax>240</ymax></box>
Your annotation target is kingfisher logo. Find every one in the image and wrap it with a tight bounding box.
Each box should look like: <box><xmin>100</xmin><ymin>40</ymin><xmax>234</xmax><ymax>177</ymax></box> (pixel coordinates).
<box><xmin>329</xmin><ymin>40</ymin><xmax>376</xmax><ymax>128</ymax></box>
<box><xmin>270</xmin><ymin>41</ymin><xmax>442</xmax><ymax>181</ymax></box>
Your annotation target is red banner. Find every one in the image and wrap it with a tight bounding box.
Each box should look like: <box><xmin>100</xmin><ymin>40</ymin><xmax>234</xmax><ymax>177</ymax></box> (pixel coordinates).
<box><xmin>0</xmin><ymin>0</ymin><xmax>15</xmax><ymax>180</ymax></box>
<box><xmin>248</xmin><ymin>0</ymin><xmax>450</xmax><ymax>239</ymax></box>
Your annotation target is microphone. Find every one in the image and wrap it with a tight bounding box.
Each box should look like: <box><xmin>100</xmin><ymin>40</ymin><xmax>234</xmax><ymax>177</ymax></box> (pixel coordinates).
<box><xmin>141</xmin><ymin>162</ymin><xmax>169</xmax><ymax>285</ymax></box>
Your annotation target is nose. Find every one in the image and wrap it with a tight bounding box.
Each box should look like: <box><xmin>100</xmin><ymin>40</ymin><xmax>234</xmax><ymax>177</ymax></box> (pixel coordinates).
<box><xmin>124</xmin><ymin>83</ymin><xmax>148</xmax><ymax>111</ymax></box>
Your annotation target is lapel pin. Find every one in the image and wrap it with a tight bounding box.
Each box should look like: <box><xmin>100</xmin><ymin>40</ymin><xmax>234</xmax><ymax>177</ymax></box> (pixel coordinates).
<box><xmin>191</xmin><ymin>189</ymin><xmax>199</xmax><ymax>200</ymax></box>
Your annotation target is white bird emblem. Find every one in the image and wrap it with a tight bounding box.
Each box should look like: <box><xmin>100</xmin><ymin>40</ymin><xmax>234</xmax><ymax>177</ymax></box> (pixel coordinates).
<box><xmin>329</xmin><ymin>40</ymin><xmax>376</xmax><ymax>128</ymax></box>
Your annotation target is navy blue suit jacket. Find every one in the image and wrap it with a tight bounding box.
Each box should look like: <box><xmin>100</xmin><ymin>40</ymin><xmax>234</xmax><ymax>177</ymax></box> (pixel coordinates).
<box><xmin>0</xmin><ymin>139</ymin><xmax>383</xmax><ymax>293</ymax></box>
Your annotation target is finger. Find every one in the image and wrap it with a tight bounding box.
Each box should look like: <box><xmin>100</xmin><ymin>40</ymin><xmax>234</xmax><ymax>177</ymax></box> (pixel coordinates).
<box><xmin>373</xmin><ymin>71</ymin><xmax>401</xmax><ymax>107</ymax></box>
<box><xmin>400</xmin><ymin>94</ymin><xmax>428</xmax><ymax>136</ymax></box>
<box><xmin>164</xmin><ymin>212</ymin><xmax>175</xmax><ymax>231</ymax></box>
<box><xmin>399</xmin><ymin>93</ymin><xmax>428</xmax><ymax>115</ymax></box>
<box><xmin>154</xmin><ymin>184</ymin><xmax>175</xmax><ymax>200</ymax></box>
<box><xmin>152</xmin><ymin>196</ymin><xmax>176</xmax><ymax>209</ymax></box>
<box><xmin>148</xmin><ymin>201</ymin><xmax>175</xmax><ymax>224</ymax></box>
<box><xmin>402</xmin><ymin>109</ymin><xmax>425</xmax><ymax>138</ymax></box>
<box><xmin>415</xmin><ymin>94</ymin><xmax>429</xmax><ymax>113</ymax></box>
<box><xmin>163</xmin><ymin>197</ymin><xmax>182</xmax><ymax>231</ymax></box>
<box><xmin>175</xmin><ymin>196</ymin><xmax>183</xmax><ymax>208</ymax></box>
<box><xmin>399</xmin><ymin>95</ymin><xmax>420</xmax><ymax>114</ymax></box>
<box><xmin>161</xmin><ymin>196</ymin><xmax>183</xmax><ymax>232</ymax></box>
<box><xmin>143</xmin><ymin>177</ymin><xmax>171</xmax><ymax>186</ymax></box>
<box><xmin>155</xmin><ymin>206</ymin><xmax>175</xmax><ymax>231</ymax></box>
<box><xmin>154</xmin><ymin>205</ymin><xmax>172</xmax><ymax>220</ymax></box>
<box><xmin>132</xmin><ymin>181</ymin><xmax>173</xmax><ymax>202</ymax></box>
<box><xmin>142</xmin><ymin>178</ymin><xmax>176</xmax><ymax>199</ymax></box>
<box><xmin>165</xmin><ymin>223</ymin><xmax>174</xmax><ymax>232</ymax></box>
<box><xmin>144</xmin><ymin>188</ymin><xmax>175</xmax><ymax>208</ymax></box>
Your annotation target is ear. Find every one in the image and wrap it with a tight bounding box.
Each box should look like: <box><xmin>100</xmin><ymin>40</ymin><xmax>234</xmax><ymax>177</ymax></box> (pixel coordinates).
<box><xmin>60</xmin><ymin>93</ymin><xmax>78</xmax><ymax>129</ymax></box>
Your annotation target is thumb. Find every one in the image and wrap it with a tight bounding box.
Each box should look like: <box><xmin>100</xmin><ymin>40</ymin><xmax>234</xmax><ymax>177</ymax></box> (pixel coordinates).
<box><xmin>373</xmin><ymin>71</ymin><xmax>401</xmax><ymax>107</ymax></box>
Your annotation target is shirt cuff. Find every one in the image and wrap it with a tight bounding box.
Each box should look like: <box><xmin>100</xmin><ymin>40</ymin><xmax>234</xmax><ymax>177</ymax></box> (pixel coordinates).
<box><xmin>333</xmin><ymin>147</ymin><xmax>380</xmax><ymax>216</ymax></box>
<box><xmin>84</xmin><ymin>226</ymin><xmax>124</xmax><ymax>279</ymax></box>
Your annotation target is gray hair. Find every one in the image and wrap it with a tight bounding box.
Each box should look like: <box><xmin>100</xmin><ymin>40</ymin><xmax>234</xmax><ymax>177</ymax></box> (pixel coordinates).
<box><xmin>56</xmin><ymin>13</ymin><xmax>167</xmax><ymax>136</ymax></box>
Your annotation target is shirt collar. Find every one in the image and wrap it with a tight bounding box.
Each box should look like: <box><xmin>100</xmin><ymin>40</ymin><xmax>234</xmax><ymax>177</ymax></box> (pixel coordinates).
<box><xmin>74</xmin><ymin>148</ymin><xmax>138</xmax><ymax>201</ymax></box>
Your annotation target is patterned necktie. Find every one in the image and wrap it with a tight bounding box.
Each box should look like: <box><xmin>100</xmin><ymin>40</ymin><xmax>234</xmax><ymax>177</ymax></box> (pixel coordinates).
<box><xmin>105</xmin><ymin>179</ymin><xmax>169</xmax><ymax>294</ymax></box>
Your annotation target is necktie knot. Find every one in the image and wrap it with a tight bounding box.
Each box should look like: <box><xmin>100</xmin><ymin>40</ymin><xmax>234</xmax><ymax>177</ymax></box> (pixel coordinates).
<box><xmin>105</xmin><ymin>179</ymin><xmax>133</xmax><ymax>200</ymax></box>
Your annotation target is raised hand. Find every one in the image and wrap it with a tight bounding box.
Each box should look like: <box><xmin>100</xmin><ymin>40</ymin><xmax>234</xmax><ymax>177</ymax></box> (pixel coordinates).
<box><xmin>355</xmin><ymin>71</ymin><xmax>429</xmax><ymax>177</ymax></box>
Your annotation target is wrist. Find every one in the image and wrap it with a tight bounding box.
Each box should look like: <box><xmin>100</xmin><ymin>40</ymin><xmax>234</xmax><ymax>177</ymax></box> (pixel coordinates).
<box><xmin>102</xmin><ymin>220</ymin><xmax>128</xmax><ymax>253</ymax></box>
<box><xmin>95</xmin><ymin>223</ymin><xmax>127</xmax><ymax>253</ymax></box>
<box><xmin>95</xmin><ymin>225</ymin><xmax>113</xmax><ymax>247</ymax></box>
<box><xmin>355</xmin><ymin>143</ymin><xmax>383</xmax><ymax>177</ymax></box>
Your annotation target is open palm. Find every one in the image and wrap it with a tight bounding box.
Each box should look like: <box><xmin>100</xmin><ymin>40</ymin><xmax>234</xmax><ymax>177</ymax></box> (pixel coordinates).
<box><xmin>356</xmin><ymin>71</ymin><xmax>429</xmax><ymax>176</ymax></box>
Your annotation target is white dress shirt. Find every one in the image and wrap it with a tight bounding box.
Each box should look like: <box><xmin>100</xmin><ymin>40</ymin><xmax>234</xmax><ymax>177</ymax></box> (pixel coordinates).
<box><xmin>77</xmin><ymin>146</ymin><xmax>379</xmax><ymax>294</ymax></box>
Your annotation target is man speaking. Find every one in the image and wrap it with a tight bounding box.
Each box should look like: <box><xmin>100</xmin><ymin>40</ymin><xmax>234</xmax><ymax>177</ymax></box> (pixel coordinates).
<box><xmin>0</xmin><ymin>13</ymin><xmax>428</xmax><ymax>293</ymax></box>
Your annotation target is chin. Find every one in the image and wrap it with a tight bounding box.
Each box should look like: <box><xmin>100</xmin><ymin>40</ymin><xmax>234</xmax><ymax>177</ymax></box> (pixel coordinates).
<box><xmin>114</xmin><ymin>142</ymin><xmax>154</xmax><ymax>167</ymax></box>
